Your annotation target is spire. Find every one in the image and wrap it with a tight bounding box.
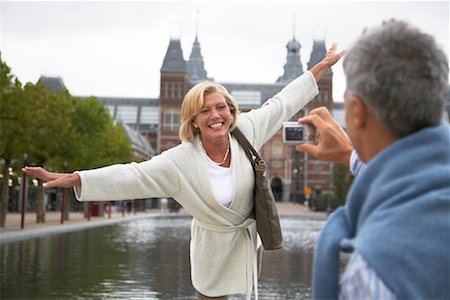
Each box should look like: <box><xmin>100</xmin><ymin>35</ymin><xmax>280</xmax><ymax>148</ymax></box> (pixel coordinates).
<box><xmin>307</xmin><ymin>39</ymin><xmax>332</xmax><ymax>76</ymax></box>
<box><xmin>187</xmin><ymin>12</ymin><xmax>209</xmax><ymax>82</ymax></box>
<box><xmin>161</xmin><ymin>39</ymin><xmax>186</xmax><ymax>72</ymax></box>
<box><xmin>276</xmin><ymin>36</ymin><xmax>304</xmax><ymax>84</ymax></box>
<box><xmin>38</xmin><ymin>75</ymin><xmax>67</xmax><ymax>93</ymax></box>
<box><xmin>195</xmin><ymin>9</ymin><xmax>199</xmax><ymax>38</ymax></box>
<box><xmin>293</xmin><ymin>13</ymin><xmax>296</xmax><ymax>39</ymax></box>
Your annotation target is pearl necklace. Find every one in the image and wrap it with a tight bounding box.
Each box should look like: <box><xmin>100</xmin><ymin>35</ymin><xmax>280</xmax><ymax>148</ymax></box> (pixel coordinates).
<box><xmin>199</xmin><ymin>138</ymin><xmax>230</xmax><ymax>166</ymax></box>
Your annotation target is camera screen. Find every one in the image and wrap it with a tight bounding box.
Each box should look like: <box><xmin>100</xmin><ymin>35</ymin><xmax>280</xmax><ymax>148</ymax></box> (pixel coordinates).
<box><xmin>285</xmin><ymin>126</ymin><xmax>303</xmax><ymax>141</ymax></box>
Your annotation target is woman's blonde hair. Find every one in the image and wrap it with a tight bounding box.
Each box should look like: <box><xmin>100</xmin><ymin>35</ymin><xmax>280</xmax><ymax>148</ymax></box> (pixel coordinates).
<box><xmin>179</xmin><ymin>81</ymin><xmax>239</xmax><ymax>142</ymax></box>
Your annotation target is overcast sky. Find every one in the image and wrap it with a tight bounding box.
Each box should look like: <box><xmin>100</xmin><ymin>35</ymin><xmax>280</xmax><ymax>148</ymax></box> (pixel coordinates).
<box><xmin>1</xmin><ymin>1</ymin><xmax>449</xmax><ymax>102</ymax></box>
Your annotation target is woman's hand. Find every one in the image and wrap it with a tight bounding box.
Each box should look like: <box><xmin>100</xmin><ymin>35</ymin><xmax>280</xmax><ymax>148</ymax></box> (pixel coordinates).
<box><xmin>310</xmin><ymin>43</ymin><xmax>346</xmax><ymax>82</ymax></box>
<box><xmin>22</xmin><ymin>166</ymin><xmax>81</xmax><ymax>189</ymax></box>
<box><xmin>295</xmin><ymin>107</ymin><xmax>353</xmax><ymax>165</ymax></box>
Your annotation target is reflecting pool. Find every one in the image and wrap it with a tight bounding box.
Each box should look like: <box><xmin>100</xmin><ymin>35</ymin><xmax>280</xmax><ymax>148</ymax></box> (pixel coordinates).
<box><xmin>0</xmin><ymin>216</ymin><xmax>325</xmax><ymax>299</ymax></box>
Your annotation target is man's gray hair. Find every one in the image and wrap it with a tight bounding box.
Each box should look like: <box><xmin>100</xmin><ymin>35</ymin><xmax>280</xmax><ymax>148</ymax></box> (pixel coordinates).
<box><xmin>343</xmin><ymin>19</ymin><xmax>449</xmax><ymax>138</ymax></box>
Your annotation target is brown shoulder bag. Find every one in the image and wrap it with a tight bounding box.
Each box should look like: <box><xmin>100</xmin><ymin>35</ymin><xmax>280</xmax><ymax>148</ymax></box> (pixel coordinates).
<box><xmin>232</xmin><ymin>127</ymin><xmax>283</xmax><ymax>250</ymax></box>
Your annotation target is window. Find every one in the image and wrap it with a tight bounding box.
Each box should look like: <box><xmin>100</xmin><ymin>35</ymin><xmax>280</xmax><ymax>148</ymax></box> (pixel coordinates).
<box><xmin>175</xmin><ymin>84</ymin><xmax>182</xmax><ymax>98</ymax></box>
<box><xmin>320</xmin><ymin>92</ymin><xmax>328</xmax><ymax>104</ymax></box>
<box><xmin>169</xmin><ymin>83</ymin><xmax>174</xmax><ymax>98</ymax></box>
<box><xmin>272</xmin><ymin>141</ymin><xmax>284</xmax><ymax>156</ymax></box>
<box><xmin>106</xmin><ymin>105</ymin><xmax>115</xmax><ymax>118</ymax></box>
<box><xmin>116</xmin><ymin>105</ymin><xmax>138</xmax><ymax>124</ymax></box>
<box><xmin>162</xmin><ymin>83</ymin><xmax>183</xmax><ymax>99</ymax></box>
<box><xmin>163</xmin><ymin>83</ymin><xmax>169</xmax><ymax>98</ymax></box>
<box><xmin>231</xmin><ymin>90</ymin><xmax>261</xmax><ymax>106</ymax></box>
<box><xmin>140</xmin><ymin>107</ymin><xmax>159</xmax><ymax>125</ymax></box>
<box><xmin>315</xmin><ymin>161</ymin><xmax>324</xmax><ymax>171</ymax></box>
<box><xmin>164</xmin><ymin>111</ymin><xmax>180</xmax><ymax>131</ymax></box>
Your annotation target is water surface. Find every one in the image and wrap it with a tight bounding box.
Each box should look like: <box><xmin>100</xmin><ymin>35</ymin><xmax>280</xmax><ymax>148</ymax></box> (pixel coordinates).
<box><xmin>1</xmin><ymin>216</ymin><xmax>325</xmax><ymax>299</ymax></box>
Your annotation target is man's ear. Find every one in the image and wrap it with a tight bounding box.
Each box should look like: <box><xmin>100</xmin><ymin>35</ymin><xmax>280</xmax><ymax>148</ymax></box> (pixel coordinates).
<box><xmin>351</xmin><ymin>96</ymin><xmax>369</xmax><ymax>129</ymax></box>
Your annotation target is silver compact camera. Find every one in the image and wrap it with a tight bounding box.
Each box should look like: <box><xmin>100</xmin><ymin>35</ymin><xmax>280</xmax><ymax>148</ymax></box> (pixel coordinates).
<box><xmin>282</xmin><ymin>122</ymin><xmax>316</xmax><ymax>144</ymax></box>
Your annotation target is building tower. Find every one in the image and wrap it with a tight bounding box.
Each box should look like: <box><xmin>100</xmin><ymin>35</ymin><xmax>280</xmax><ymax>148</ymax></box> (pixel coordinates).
<box><xmin>268</xmin><ymin>27</ymin><xmax>306</xmax><ymax>202</ymax></box>
<box><xmin>159</xmin><ymin>38</ymin><xmax>188</xmax><ymax>152</ymax></box>
<box><xmin>187</xmin><ymin>35</ymin><xmax>210</xmax><ymax>83</ymax></box>
<box><xmin>276</xmin><ymin>35</ymin><xmax>304</xmax><ymax>84</ymax></box>
<box><xmin>187</xmin><ymin>12</ymin><xmax>212</xmax><ymax>84</ymax></box>
<box><xmin>293</xmin><ymin>39</ymin><xmax>334</xmax><ymax>202</ymax></box>
<box><xmin>306</xmin><ymin>39</ymin><xmax>333</xmax><ymax>111</ymax></box>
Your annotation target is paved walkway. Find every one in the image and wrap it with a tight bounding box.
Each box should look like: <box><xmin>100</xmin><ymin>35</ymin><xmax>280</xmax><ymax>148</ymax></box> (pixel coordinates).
<box><xmin>0</xmin><ymin>202</ymin><xmax>326</xmax><ymax>244</ymax></box>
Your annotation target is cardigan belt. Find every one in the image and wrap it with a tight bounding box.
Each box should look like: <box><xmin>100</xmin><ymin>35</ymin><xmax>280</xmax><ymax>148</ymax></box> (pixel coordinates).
<box><xmin>194</xmin><ymin>218</ymin><xmax>259</xmax><ymax>300</ymax></box>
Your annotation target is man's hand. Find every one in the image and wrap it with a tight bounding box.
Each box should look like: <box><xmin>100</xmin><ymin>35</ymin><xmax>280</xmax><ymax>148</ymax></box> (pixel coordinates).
<box><xmin>296</xmin><ymin>107</ymin><xmax>353</xmax><ymax>165</ymax></box>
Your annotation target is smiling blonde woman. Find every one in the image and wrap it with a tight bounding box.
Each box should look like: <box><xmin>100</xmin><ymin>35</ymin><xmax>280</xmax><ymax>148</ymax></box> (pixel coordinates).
<box><xmin>23</xmin><ymin>43</ymin><xmax>344</xmax><ymax>300</ymax></box>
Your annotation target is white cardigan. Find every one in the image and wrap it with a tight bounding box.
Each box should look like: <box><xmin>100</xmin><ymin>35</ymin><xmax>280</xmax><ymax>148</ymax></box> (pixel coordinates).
<box><xmin>74</xmin><ymin>71</ymin><xmax>318</xmax><ymax>297</ymax></box>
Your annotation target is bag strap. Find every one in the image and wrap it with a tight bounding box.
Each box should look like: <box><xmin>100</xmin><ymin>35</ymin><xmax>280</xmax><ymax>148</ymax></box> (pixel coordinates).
<box><xmin>231</xmin><ymin>127</ymin><xmax>264</xmax><ymax>165</ymax></box>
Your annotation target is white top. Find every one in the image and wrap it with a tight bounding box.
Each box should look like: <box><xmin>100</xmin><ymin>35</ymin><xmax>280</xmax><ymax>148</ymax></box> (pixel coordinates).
<box><xmin>349</xmin><ymin>150</ymin><xmax>366</xmax><ymax>175</ymax></box>
<box><xmin>204</xmin><ymin>153</ymin><xmax>234</xmax><ymax>208</ymax></box>
<box><xmin>340</xmin><ymin>252</ymin><xmax>396</xmax><ymax>299</ymax></box>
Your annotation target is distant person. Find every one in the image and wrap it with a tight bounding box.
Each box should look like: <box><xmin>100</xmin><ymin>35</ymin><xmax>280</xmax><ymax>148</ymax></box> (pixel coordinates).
<box><xmin>22</xmin><ymin>45</ymin><xmax>344</xmax><ymax>300</ymax></box>
<box><xmin>296</xmin><ymin>20</ymin><xmax>450</xmax><ymax>299</ymax></box>
<box><xmin>159</xmin><ymin>197</ymin><xmax>168</xmax><ymax>214</ymax></box>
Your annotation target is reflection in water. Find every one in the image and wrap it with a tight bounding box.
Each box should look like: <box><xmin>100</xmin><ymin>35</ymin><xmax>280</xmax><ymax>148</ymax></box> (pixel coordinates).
<box><xmin>0</xmin><ymin>216</ymin><xmax>325</xmax><ymax>299</ymax></box>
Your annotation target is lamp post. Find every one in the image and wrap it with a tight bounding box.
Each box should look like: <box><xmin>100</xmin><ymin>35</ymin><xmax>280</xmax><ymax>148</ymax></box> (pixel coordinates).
<box><xmin>108</xmin><ymin>201</ymin><xmax>112</xmax><ymax>219</ymax></box>
<box><xmin>87</xmin><ymin>202</ymin><xmax>91</xmax><ymax>221</ymax></box>
<box><xmin>292</xmin><ymin>168</ymin><xmax>298</xmax><ymax>203</ymax></box>
<box><xmin>303</xmin><ymin>152</ymin><xmax>308</xmax><ymax>192</ymax></box>
<box><xmin>60</xmin><ymin>161</ymin><xmax>67</xmax><ymax>224</ymax></box>
<box><xmin>20</xmin><ymin>154</ymin><xmax>28</xmax><ymax>230</ymax></box>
